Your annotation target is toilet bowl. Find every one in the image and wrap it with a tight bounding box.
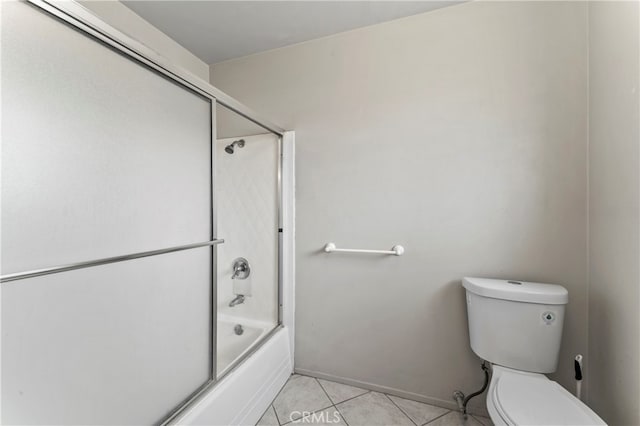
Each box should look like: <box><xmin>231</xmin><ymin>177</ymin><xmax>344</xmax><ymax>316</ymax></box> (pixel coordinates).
<box><xmin>487</xmin><ymin>365</ymin><xmax>605</xmax><ymax>426</ymax></box>
<box><xmin>462</xmin><ymin>277</ymin><xmax>606</xmax><ymax>426</ymax></box>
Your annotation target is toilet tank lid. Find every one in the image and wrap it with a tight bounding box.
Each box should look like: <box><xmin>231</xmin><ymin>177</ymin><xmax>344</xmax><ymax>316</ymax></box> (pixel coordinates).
<box><xmin>462</xmin><ymin>277</ymin><xmax>568</xmax><ymax>305</ymax></box>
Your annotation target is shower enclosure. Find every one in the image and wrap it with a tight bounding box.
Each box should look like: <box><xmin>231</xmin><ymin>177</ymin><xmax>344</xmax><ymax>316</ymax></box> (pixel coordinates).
<box><xmin>0</xmin><ymin>1</ymin><xmax>294</xmax><ymax>425</ymax></box>
<box><xmin>215</xmin><ymin>104</ymin><xmax>281</xmax><ymax>377</ymax></box>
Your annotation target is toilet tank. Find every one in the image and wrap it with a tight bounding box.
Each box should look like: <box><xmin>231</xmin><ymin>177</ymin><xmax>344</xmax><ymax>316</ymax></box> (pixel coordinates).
<box><xmin>462</xmin><ymin>277</ymin><xmax>568</xmax><ymax>373</ymax></box>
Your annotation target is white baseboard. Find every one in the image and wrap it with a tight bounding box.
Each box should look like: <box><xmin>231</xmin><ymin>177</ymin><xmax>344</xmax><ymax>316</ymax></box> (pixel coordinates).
<box><xmin>294</xmin><ymin>368</ymin><xmax>489</xmax><ymax>418</ymax></box>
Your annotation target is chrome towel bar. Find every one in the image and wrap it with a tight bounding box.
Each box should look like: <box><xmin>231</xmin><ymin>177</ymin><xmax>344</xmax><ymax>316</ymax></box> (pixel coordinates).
<box><xmin>1</xmin><ymin>239</ymin><xmax>225</xmax><ymax>283</ymax></box>
<box><xmin>323</xmin><ymin>242</ymin><xmax>404</xmax><ymax>256</ymax></box>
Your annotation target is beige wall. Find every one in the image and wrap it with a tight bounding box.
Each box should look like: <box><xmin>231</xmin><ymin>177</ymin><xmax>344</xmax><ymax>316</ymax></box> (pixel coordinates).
<box><xmin>588</xmin><ymin>2</ymin><xmax>640</xmax><ymax>425</ymax></box>
<box><xmin>211</xmin><ymin>1</ymin><xmax>588</xmax><ymax>412</ymax></box>
<box><xmin>80</xmin><ymin>1</ymin><xmax>209</xmax><ymax>81</ymax></box>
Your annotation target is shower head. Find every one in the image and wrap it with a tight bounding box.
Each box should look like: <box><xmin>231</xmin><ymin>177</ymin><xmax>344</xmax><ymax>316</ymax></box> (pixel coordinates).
<box><xmin>225</xmin><ymin>139</ymin><xmax>245</xmax><ymax>154</ymax></box>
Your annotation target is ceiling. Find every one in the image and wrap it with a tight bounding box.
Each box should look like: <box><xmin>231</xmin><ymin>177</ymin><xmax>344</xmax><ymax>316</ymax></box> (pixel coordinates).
<box><xmin>122</xmin><ymin>1</ymin><xmax>462</xmax><ymax>64</ymax></box>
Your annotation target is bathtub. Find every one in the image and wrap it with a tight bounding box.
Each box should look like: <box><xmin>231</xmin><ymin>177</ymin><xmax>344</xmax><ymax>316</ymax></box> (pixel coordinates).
<box><xmin>170</xmin><ymin>133</ymin><xmax>296</xmax><ymax>426</ymax></box>
<box><xmin>217</xmin><ymin>314</ymin><xmax>271</xmax><ymax>377</ymax></box>
<box><xmin>173</xmin><ymin>326</ymin><xmax>293</xmax><ymax>425</ymax></box>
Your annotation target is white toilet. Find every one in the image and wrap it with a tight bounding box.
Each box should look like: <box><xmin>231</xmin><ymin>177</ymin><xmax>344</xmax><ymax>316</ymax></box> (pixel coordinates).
<box><xmin>462</xmin><ymin>277</ymin><xmax>606</xmax><ymax>426</ymax></box>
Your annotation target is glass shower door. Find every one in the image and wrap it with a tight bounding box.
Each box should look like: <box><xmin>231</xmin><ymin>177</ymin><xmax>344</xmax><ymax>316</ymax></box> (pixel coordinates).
<box><xmin>1</xmin><ymin>2</ymin><xmax>214</xmax><ymax>424</ymax></box>
<box><xmin>215</xmin><ymin>103</ymin><xmax>281</xmax><ymax>376</ymax></box>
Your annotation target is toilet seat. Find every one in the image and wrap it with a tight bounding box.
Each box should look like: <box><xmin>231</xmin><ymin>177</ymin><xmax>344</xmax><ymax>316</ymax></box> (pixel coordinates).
<box><xmin>489</xmin><ymin>366</ymin><xmax>606</xmax><ymax>426</ymax></box>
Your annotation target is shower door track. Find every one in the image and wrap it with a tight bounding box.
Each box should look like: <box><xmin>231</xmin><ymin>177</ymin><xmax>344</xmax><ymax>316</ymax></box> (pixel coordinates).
<box><xmin>26</xmin><ymin>0</ymin><xmax>285</xmax><ymax>138</ymax></box>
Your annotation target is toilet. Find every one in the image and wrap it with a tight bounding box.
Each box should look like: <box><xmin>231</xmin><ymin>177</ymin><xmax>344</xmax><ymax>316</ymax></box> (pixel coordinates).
<box><xmin>462</xmin><ymin>277</ymin><xmax>606</xmax><ymax>426</ymax></box>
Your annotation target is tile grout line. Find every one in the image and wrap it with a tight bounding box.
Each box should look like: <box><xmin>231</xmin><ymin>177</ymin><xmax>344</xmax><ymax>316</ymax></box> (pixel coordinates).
<box><xmin>333</xmin><ymin>404</ymin><xmax>350</xmax><ymax>426</ymax></box>
<box><xmin>273</xmin><ymin>374</ymin><xmax>473</xmax><ymax>426</ymax></box>
<box><xmin>383</xmin><ymin>393</ymin><xmax>418</xmax><ymax>426</ymax></box>
<box><xmin>255</xmin><ymin>404</ymin><xmax>273</xmax><ymax>426</ymax></box>
<box><xmin>272</xmin><ymin>404</ymin><xmax>282</xmax><ymax>426</ymax></box>
<box><xmin>299</xmin><ymin>373</ymin><xmax>454</xmax><ymax>416</ymax></box>
<box><xmin>333</xmin><ymin>390</ymin><xmax>372</xmax><ymax>406</ymax></box>
<box><xmin>421</xmin><ymin>410</ymin><xmax>452</xmax><ymax>426</ymax></box>
<box><xmin>285</xmin><ymin>403</ymin><xmax>350</xmax><ymax>426</ymax></box>
<box><xmin>470</xmin><ymin>414</ymin><xmax>491</xmax><ymax>426</ymax></box>
<box><xmin>279</xmin><ymin>375</ymin><xmax>357</xmax><ymax>426</ymax></box>
<box><xmin>314</xmin><ymin>377</ymin><xmax>375</xmax><ymax>426</ymax></box>
<box><xmin>270</xmin><ymin>373</ymin><xmax>297</xmax><ymax>426</ymax></box>
<box><xmin>281</xmin><ymin>403</ymin><xmax>336</xmax><ymax>426</ymax></box>
<box><xmin>314</xmin><ymin>375</ymin><xmax>372</xmax><ymax>407</ymax></box>
<box><xmin>315</xmin><ymin>377</ymin><xmax>337</xmax><ymax>405</ymax></box>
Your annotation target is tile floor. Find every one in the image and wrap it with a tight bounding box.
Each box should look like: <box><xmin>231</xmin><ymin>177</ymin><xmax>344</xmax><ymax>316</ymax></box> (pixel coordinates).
<box><xmin>257</xmin><ymin>374</ymin><xmax>492</xmax><ymax>426</ymax></box>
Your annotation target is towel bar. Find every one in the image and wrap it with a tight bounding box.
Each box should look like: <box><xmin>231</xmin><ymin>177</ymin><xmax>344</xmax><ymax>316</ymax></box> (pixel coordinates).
<box><xmin>323</xmin><ymin>242</ymin><xmax>404</xmax><ymax>256</ymax></box>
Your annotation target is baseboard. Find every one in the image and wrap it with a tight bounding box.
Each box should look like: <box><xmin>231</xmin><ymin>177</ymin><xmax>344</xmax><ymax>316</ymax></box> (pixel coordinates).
<box><xmin>294</xmin><ymin>368</ymin><xmax>489</xmax><ymax>418</ymax></box>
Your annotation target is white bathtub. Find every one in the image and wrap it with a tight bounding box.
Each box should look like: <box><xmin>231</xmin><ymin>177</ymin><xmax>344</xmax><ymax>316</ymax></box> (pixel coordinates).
<box><xmin>172</xmin><ymin>133</ymin><xmax>296</xmax><ymax>426</ymax></box>
<box><xmin>217</xmin><ymin>315</ymin><xmax>271</xmax><ymax>377</ymax></box>
<box><xmin>174</xmin><ymin>326</ymin><xmax>292</xmax><ymax>425</ymax></box>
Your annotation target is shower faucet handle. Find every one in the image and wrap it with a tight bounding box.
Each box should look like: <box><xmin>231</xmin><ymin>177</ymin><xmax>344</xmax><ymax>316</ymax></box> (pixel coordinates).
<box><xmin>231</xmin><ymin>257</ymin><xmax>250</xmax><ymax>280</ymax></box>
<box><xmin>232</xmin><ymin>263</ymin><xmax>246</xmax><ymax>276</ymax></box>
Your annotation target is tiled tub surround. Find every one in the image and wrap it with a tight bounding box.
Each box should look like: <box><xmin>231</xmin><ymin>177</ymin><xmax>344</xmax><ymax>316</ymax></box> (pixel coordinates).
<box><xmin>258</xmin><ymin>375</ymin><xmax>491</xmax><ymax>426</ymax></box>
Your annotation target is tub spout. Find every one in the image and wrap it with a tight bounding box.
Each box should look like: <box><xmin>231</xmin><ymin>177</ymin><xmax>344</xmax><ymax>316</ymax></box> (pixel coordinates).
<box><xmin>229</xmin><ymin>294</ymin><xmax>245</xmax><ymax>307</ymax></box>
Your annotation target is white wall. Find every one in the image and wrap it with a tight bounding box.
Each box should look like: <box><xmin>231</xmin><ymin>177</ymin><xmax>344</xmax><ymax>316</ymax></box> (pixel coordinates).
<box><xmin>79</xmin><ymin>1</ymin><xmax>210</xmax><ymax>81</ymax></box>
<box><xmin>588</xmin><ymin>2</ymin><xmax>640</xmax><ymax>425</ymax></box>
<box><xmin>210</xmin><ymin>1</ymin><xmax>589</xmax><ymax>411</ymax></box>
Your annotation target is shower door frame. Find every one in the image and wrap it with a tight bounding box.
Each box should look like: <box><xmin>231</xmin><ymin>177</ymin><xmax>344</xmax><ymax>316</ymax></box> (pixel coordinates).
<box><xmin>3</xmin><ymin>0</ymin><xmax>288</xmax><ymax>424</ymax></box>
